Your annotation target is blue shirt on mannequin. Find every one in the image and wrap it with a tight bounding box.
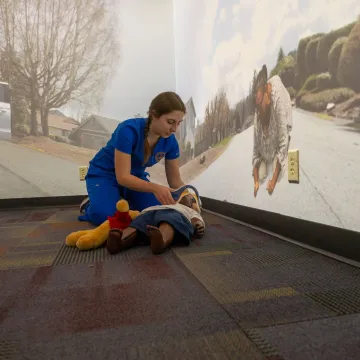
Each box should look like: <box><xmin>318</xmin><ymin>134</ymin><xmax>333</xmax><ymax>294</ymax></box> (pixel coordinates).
<box><xmin>79</xmin><ymin>117</ymin><xmax>180</xmax><ymax>226</ymax></box>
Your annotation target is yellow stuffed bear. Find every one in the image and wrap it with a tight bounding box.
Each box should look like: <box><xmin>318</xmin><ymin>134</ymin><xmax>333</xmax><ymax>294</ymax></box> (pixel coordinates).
<box><xmin>66</xmin><ymin>199</ymin><xmax>140</xmax><ymax>251</ymax></box>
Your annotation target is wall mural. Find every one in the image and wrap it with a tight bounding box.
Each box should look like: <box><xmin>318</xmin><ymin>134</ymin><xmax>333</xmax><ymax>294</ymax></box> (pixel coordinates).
<box><xmin>173</xmin><ymin>0</ymin><xmax>360</xmax><ymax>233</ymax></box>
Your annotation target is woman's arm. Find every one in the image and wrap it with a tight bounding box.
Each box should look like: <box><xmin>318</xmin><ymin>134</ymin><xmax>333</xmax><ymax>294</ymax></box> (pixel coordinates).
<box><xmin>252</xmin><ymin>114</ymin><xmax>261</xmax><ymax>172</ymax></box>
<box><xmin>252</xmin><ymin>115</ymin><xmax>261</xmax><ymax>197</ymax></box>
<box><xmin>115</xmin><ymin>150</ymin><xmax>155</xmax><ymax>192</ymax></box>
<box><xmin>164</xmin><ymin>136</ymin><xmax>184</xmax><ymax>189</ymax></box>
<box><xmin>113</xmin><ymin>124</ymin><xmax>154</xmax><ymax>192</ymax></box>
<box><xmin>115</xmin><ymin>150</ymin><xmax>176</xmax><ymax>205</ymax></box>
<box><xmin>266</xmin><ymin>86</ymin><xmax>291</xmax><ymax>194</ymax></box>
<box><xmin>273</xmin><ymin>88</ymin><xmax>292</xmax><ymax>178</ymax></box>
<box><xmin>165</xmin><ymin>158</ymin><xmax>185</xmax><ymax>189</ymax></box>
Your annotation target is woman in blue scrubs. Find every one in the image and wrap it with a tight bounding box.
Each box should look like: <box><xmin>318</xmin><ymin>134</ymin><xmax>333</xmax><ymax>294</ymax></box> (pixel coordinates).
<box><xmin>79</xmin><ymin>91</ymin><xmax>187</xmax><ymax>226</ymax></box>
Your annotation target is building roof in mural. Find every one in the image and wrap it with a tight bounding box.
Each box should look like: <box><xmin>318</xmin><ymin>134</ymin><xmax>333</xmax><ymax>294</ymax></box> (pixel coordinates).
<box><xmin>69</xmin><ymin>114</ymin><xmax>122</xmax><ymax>138</ymax></box>
<box><xmin>90</xmin><ymin>115</ymin><xmax>122</xmax><ymax>134</ymax></box>
<box><xmin>185</xmin><ymin>97</ymin><xmax>197</xmax><ymax>118</ymax></box>
<box><xmin>36</xmin><ymin>111</ymin><xmax>79</xmax><ymax>132</ymax></box>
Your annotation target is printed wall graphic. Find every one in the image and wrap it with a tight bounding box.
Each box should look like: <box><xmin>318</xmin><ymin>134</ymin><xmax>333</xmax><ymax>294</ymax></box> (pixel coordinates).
<box><xmin>0</xmin><ymin>0</ymin><xmax>359</xmax><ymax>236</ymax></box>
<box><xmin>173</xmin><ymin>1</ymin><xmax>360</xmax><ymax>233</ymax></box>
<box><xmin>0</xmin><ymin>0</ymin><xmax>176</xmax><ymax>200</ymax></box>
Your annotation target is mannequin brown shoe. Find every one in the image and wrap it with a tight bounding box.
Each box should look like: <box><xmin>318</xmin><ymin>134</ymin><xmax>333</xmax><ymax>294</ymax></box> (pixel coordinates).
<box><xmin>106</xmin><ymin>227</ymin><xmax>138</xmax><ymax>255</ymax></box>
<box><xmin>147</xmin><ymin>224</ymin><xmax>174</xmax><ymax>255</ymax></box>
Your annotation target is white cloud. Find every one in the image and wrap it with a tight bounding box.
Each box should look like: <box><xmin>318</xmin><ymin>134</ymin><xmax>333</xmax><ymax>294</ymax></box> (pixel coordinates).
<box><xmin>232</xmin><ymin>0</ymin><xmax>253</xmax><ymax>24</ymax></box>
<box><xmin>196</xmin><ymin>0</ymin><xmax>219</xmax><ymax>60</ymax></box>
<box><xmin>204</xmin><ymin>0</ymin><xmax>303</xmax><ymax>106</ymax></box>
<box><xmin>218</xmin><ymin>8</ymin><xmax>226</xmax><ymax>24</ymax></box>
<box><xmin>298</xmin><ymin>29</ymin><xmax>313</xmax><ymax>40</ymax></box>
<box><xmin>202</xmin><ymin>0</ymin><xmax>360</xmax><ymax>109</ymax></box>
<box><xmin>203</xmin><ymin>33</ymin><xmax>254</xmax><ymax>105</ymax></box>
<box><xmin>173</xmin><ymin>0</ymin><xmax>218</xmax><ymax>117</ymax></box>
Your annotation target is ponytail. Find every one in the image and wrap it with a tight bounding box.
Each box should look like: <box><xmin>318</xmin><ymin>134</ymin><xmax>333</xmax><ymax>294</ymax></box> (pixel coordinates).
<box><xmin>143</xmin><ymin>115</ymin><xmax>152</xmax><ymax>165</ymax></box>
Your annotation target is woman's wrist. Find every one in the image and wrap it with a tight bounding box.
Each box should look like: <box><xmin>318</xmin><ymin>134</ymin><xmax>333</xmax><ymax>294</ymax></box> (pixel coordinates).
<box><xmin>117</xmin><ymin>174</ymin><xmax>159</xmax><ymax>193</ymax></box>
<box><xmin>146</xmin><ymin>181</ymin><xmax>159</xmax><ymax>193</ymax></box>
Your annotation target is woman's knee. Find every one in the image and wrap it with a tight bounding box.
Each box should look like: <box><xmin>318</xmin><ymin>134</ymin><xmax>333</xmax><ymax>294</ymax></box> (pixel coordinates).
<box><xmin>90</xmin><ymin>210</ymin><xmax>110</xmax><ymax>226</ymax></box>
<box><xmin>88</xmin><ymin>201</ymin><xmax>118</xmax><ymax>226</ymax></box>
<box><xmin>85</xmin><ymin>177</ymin><xmax>122</xmax><ymax>225</ymax></box>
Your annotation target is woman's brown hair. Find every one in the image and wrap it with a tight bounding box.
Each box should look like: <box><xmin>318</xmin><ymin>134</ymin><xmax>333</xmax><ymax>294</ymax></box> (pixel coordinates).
<box><xmin>143</xmin><ymin>91</ymin><xmax>186</xmax><ymax>164</ymax></box>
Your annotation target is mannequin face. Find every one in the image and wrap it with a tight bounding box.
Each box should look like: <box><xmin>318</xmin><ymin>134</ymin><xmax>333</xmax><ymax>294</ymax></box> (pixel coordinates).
<box><xmin>179</xmin><ymin>193</ymin><xmax>201</xmax><ymax>213</ymax></box>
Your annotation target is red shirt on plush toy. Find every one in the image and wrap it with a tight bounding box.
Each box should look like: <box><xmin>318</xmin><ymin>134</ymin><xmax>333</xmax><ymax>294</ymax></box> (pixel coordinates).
<box><xmin>107</xmin><ymin>200</ymin><xmax>134</xmax><ymax>230</ymax></box>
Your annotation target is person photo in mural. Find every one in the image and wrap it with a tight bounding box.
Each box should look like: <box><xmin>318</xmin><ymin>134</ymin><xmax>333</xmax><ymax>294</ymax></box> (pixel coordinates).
<box><xmin>252</xmin><ymin>65</ymin><xmax>293</xmax><ymax>197</ymax></box>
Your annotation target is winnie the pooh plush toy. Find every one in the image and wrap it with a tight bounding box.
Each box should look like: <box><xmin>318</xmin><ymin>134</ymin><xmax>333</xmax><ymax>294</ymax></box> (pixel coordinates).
<box><xmin>65</xmin><ymin>199</ymin><xmax>140</xmax><ymax>251</ymax></box>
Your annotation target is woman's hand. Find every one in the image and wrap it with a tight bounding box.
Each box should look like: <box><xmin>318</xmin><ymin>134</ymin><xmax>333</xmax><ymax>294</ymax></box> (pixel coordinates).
<box><xmin>152</xmin><ymin>184</ymin><xmax>176</xmax><ymax>205</ymax></box>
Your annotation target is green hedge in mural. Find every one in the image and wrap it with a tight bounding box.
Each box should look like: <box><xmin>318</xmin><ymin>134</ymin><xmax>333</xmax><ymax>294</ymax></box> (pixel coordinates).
<box><xmin>300</xmin><ymin>88</ymin><xmax>355</xmax><ymax>111</ymax></box>
<box><xmin>298</xmin><ymin>74</ymin><xmax>317</xmax><ymax>95</ymax></box>
<box><xmin>328</xmin><ymin>37</ymin><xmax>347</xmax><ymax>81</ymax></box>
<box><xmin>316</xmin><ymin>72</ymin><xmax>334</xmax><ymax>91</ymax></box>
<box><xmin>296</xmin><ymin>33</ymin><xmax>323</xmax><ymax>88</ymax></box>
<box><xmin>305</xmin><ymin>36</ymin><xmax>322</xmax><ymax>75</ymax></box>
<box><xmin>337</xmin><ymin>22</ymin><xmax>360</xmax><ymax>92</ymax></box>
<box><xmin>270</xmin><ymin>18</ymin><xmax>359</xmax><ymax>115</ymax></box>
<box><xmin>316</xmin><ymin>22</ymin><xmax>355</xmax><ymax>73</ymax></box>
<box><xmin>295</xmin><ymin>74</ymin><xmax>317</xmax><ymax>106</ymax></box>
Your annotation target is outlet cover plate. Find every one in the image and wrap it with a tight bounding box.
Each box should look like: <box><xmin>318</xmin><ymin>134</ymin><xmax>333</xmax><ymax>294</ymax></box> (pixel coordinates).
<box><xmin>79</xmin><ymin>166</ymin><xmax>88</xmax><ymax>181</ymax></box>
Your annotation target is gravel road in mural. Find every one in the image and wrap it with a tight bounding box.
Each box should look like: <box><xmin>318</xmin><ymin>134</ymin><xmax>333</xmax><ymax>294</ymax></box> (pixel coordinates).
<box><xmin>192</xmin><ymin>109</ymin><xmax>360</xmax><ymax>233</ymax></box>
<box><xmin>0</xmin><ymin>140</ymin><xmax>87</xmax><ymax>198</ymax></box>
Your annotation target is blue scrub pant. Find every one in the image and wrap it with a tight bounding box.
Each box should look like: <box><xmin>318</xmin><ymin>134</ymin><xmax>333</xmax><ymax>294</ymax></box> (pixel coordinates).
<box><xmin>78</xmin><ymin>173</ymin><xmax>161</xmax><ymax>226</ymax></box>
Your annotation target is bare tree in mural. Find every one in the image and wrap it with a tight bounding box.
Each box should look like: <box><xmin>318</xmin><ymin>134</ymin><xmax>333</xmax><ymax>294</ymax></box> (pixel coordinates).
<box><xmin>0</xmin><ymin>0</ymin><xmax>119</xmax><ymax>136</ymax></box>
<box><xmin>203</xmin><ymin>88</ymin><xmax>230</xmax><ymax>146</ymax></box>
<box><xmin>252</xmin><ymin>64</ymin><xmax>293</xmax><ymax>197</ymax></box>
<box><xmin>195</xmin><ymin>71</ymin><xmax>256</xmax><ymax>157</ymax></box>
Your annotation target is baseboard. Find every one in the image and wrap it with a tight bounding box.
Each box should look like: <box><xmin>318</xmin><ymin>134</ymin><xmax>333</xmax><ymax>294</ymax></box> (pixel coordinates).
<box><xmin>201</xmin><ymin>196</ymin><xmax>360</xmax><ymax>263</ymax></box>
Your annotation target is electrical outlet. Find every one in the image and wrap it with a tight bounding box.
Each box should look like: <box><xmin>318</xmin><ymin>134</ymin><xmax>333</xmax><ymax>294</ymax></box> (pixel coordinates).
<box><xmin>79</xmin><ymin>166</ymin><xmax>88</xmax><ymax>181</ymax></box>
<box><xmin>288</xmin><ymin>149</ymin><xmax>299</xmax><ymax>183</ymax></box>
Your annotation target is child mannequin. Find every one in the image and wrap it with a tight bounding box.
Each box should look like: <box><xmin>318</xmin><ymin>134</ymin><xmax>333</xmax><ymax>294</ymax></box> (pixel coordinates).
<box><xmin>106</xmin><ymin>189</ymin><xmax>205</xmax><ymax>255</ymax></box>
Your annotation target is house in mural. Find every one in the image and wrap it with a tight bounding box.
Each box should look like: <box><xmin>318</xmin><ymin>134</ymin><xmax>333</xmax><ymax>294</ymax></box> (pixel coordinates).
<box><xmin>36</xmin><ymin>111</ymin><xmax>79</xmax><ymax>138</ymax></box>
<box><xmin>68</xmin><ymin>114</ymin><xmax>121</xmax><ymax>150</ymax></box>
<box><xmin>177</xmin><ymin>97</ymin><xmax>197</xmax><ymax>159</ymax></box>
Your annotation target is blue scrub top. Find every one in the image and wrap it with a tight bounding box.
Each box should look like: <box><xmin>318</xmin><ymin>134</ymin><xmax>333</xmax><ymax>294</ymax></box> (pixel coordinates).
<box><xmin>87</xmin><ymin>117</ymin><xmax>180</xmax><ymax>178</ymax></box>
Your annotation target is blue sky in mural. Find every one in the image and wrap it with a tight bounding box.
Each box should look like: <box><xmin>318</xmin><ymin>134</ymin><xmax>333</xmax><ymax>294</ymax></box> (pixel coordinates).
<box><xmin>174</xmin><ymin>0</ymin><xmax>360</xmax><ymax>122</ymax></box>
<box><xmin>212</xmin><ymin>0</ymin><xmax>252</xmax><ymax>51</ymax></box>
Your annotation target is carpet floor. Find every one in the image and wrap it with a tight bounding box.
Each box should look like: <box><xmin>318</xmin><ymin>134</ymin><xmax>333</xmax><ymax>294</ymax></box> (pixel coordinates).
<box><xmin>1</xmin><ymin>206</ymin><xmax>360</xmax><ymax>359</ymax></box>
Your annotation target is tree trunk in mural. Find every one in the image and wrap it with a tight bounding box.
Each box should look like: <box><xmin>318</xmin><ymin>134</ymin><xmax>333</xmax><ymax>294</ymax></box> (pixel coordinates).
<box><xmin>40</xmin><ymin>108</ymin><xmax>49</xmax><ymax>137</ymax></box>
<box><xmin>30</xmin><ymin>99</ymin><xmax>38</xmax><ymax>136</ymax></box>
